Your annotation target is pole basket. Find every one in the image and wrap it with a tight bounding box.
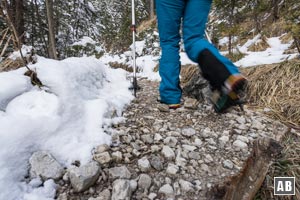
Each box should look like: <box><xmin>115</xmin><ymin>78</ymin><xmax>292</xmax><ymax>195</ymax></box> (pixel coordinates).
<box><xmin>129</xmin><ymin>77</ymin><xmax>141</xmax><ymax>97</ymax></box>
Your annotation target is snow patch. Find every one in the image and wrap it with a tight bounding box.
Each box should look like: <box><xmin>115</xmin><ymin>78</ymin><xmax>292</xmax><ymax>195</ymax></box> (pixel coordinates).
<box><xmin>0</xmin><ymin>57</ymin><xmax>133</xmax><ymax>200</ymax></box>
<box><xmin>235</xmin><ymin>36</ymin><xmax>297</xmax><ymax>67</ymax></box>
<box><xmin>72</xmin><ymin>36</ymin><xmax>96</xmax><ymax>46</ymax></box>
<box><xmin>0</xmin><ymin>72</ymin><xmax>32</xmax><ymax>110</ymax></box>
<box><xmin>8</xmin><ymin>45</ymin><xmax>34</xmax><ymax>60</ymax></box>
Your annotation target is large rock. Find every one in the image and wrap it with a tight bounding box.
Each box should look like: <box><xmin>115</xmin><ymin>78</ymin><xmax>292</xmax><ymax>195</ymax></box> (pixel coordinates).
<box><xmin>69</xmin><ymin>161</ymin><xmax>101</xmax><ymax>192</ymax></box>
<box><xmin>111</xmin><ymin>179</ymin><xmax>132</xmax><ymax>200</ymax></box>
<box><xmin>29</xmin><ymin>151</ymin><xmax>64</xmax><ymax>180</ymax></box>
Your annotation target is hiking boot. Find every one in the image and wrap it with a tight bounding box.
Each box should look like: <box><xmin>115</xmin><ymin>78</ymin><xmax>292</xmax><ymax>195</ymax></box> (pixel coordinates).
<box><xmin>168</xmin><ymin>104</ymin><xmax>181</xmax><ymax>109</ymax></box>
<box><xmin>210</xmin><ymin>74</ymin><xmax>247</xmax><ymax>113</ymax></box>
<box><xmin>157</xmin><ymin>98</ymin><xmax>181</xmax><ymax>110</ymax></box>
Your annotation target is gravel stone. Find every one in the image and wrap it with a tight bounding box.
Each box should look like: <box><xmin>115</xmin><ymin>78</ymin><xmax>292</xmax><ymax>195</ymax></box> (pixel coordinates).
<box><xmin>148</xmin><ymin>193</ymin><xmax>157</xmax><ymax>200</ymax></box>
<box><xmin>237</xmin><ymin>135</ymin><xmax>249</xmax><ymax>143</ymax></box>
<box><xmin>141</xmin><ymin>134</ymin><xmax>154</xmax><ymax>144</ymax></box>
<box><xmin>233</xmin><ymin>140</ymin><xmax>248</xmax><ymax>151</ymax></box>
<box><xmin>94</xmin><ymin>144</ymin><xmax>110</xmax><ymax>154</ymax></box>
<box><xmin>223</xmin><ymin>160</ymin><xmax>234</xmax><ymax>169</ymax></box>
<box><xmin>94</xmin><ymin>152</ymin><xmax>112</xmax><ymax>165</ymax></box>
<box><xmin>184</xmin><ymin>98</ymin><xmax>199</xmax><ymax>109</ymax></box>
<box><xmin>108</xmin><ymin>166</ymin><xmax>131</xmax><ymax>180</ymax></box>
<box><xmin>138</xmin><ymin>157</ymin><xmax>151</xmax><ymax>172</ymax></box>
<box><xmin>138</xmin><ymin>174</ymin><xmax>152</xmax><ymax>191</ymax></box>
<box><xmin>88</xmin><ymin>189</ymin><xmax>111</xmax><ymax>200</ymax></box>
<box><xmin>157</xmin><ymin>104</ymin><xmax>170</xmax><ymax>112</ymax></box>
<box><xmin>182</xmin><ymin>128</ymin><xmax>196</xmax><ymax>137</ymax></box>
<box><xmin>179</xmin><ymin>179</ymin><xmax>194</xmax><ymax>192</ymax></box>
<box><xmin>158</xmin><ymin>184</ymin><xmax>174</xmax><ymax>196</ymax></box>
<box><xmin>161</xmin><ymin>146</ymin><xmax>175</xmax><ymax>160</ymax></box>
<box><xmin>188</xmin><ymin>152</ymin><xmax>201</xmax><ymax>160</ymax></box>
<box><xmin>154</xmin><ymin>133</ymin><xmax>163</xmax><ymax>142</ymax></box>
<box><xmin>150</xmin><ymin>155</ymin><xmax>164</xmax><ymax>171</ymax></box>
<box><xmin>164</xmin><ymin>137</ymin><xmax>178</xmax><ymax>147</ymax></box>
<box><xmin>182</xmin><ymin>144</ymin><xmax>197</xmax><ymax>151</ymax></box>
<box><xmin>166</xmin><ymin>163</ymin><xmax>179</xmax><ymax>175</ymax></box>
<box><xmin>111</xmin><ymin>179</ymin><xmax>132</xmax><ymax>200</ymax></box>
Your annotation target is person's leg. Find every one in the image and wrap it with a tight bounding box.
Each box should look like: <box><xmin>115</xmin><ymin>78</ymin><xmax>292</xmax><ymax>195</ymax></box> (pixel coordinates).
<box><xmin>156</xmin><ymin>0</ymin><xmax>185</xmax><ymax>104</ymax></box>
<box><xmin>182</xmin><ymin>0</ymin><xmax>242</xmax><ymax>91</ymax></box>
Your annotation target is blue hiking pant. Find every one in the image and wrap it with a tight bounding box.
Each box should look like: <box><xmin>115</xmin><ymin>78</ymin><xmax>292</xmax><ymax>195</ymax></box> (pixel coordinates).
<box><xmin>156</xmin><ymin>0</ymin><xmax>240</xmax><ymax>104</ymax></box>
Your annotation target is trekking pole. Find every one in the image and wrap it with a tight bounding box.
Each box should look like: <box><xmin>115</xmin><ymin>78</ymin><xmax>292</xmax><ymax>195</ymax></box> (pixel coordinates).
<box><xmin>205</xmin><ymin>30</ymin><xmax>212</xmax><ymax>44</ymax></box>
<box><xmin>129</xmin><ymin>0</ymin><xmax>139</xmax><ymax>97</ymax></box>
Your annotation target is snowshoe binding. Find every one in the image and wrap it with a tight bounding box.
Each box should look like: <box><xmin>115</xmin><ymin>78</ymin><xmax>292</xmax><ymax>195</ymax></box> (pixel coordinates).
<box><xmin>210</xmin><ymin>75</ymin><xmax>247</xmax><ymax>113</ymax></box>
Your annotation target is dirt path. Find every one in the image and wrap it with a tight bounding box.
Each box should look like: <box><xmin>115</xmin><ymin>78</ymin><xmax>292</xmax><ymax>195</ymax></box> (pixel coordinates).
<box><xmin>60</xmin><ymin>79</ymin><xmax>284</xmax><ymax>200</ymax></box>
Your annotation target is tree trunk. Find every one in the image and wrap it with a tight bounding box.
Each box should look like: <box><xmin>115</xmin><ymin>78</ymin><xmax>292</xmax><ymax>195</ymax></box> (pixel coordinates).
<box><xmin>253</xmin><ymin>0</ymin><xmax>261</xmax><ymax>33</ymax></box>
<box><xmin>30</xmin><ymin>1</ymin><xmax>36</xmax><ymax>47</ymax></box>
<box><xmin>228</xmin><ymin>0</ymin><xmax>236</xmax><ymax>55</ymax></box>
<box><xmin>34</xmin><ymin>0</ymin><xmax>49</xmax><ymax>57</ymax></box>
<box><xmin>294</xmin><ymin>36</ymin><xmax>300</xmax><ymax>54</ymax></box>
<box><xmin>272</xmin><ymin>0</ymin><xmax>280</xmax><ymax>22</ymax></box>
<box><xmin>15</xmin><ymin>0</ymin><xmax>24</xmax><ymax>43</ymax></box>
<box><xmin>45</xmin><ymin>0</ymin><xmax>58</xmax><ymax>59</ymax></box>
<box><xmin>149</xmin><ymin>0</ymin><xmax>154</xmax><ymax>19</ymax></box>
<box><xmin>1</xmin><ymin>0</ymin><xmax>24</xmax><ymax>47</ymax></box>
<box><xmin>0</xmin><ymin>0</ymin><xmax>21</xmax><ymax>49</ymax></box>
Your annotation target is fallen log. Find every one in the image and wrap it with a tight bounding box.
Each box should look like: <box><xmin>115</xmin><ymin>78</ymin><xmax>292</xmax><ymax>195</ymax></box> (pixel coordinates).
<box><xmin>207</xmin><ymin>123</ymin><xmax>290</xmax><ymax>200</ymax></box>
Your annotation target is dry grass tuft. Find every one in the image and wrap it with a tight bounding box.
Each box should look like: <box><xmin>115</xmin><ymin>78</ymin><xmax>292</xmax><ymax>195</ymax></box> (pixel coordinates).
<box><xmin>248</xmin><ymin>35</ymin><xmax>270</xmax><ymax>52</ymax></box>
<box><xmin>241</xmin><ymin>59</ymin><xmax>300</xmax><ymax>128</ymax></box>
<box><xmin>0</xmin><ymin>58</ymin><xmax>26</xmax><ymax>72</ymax></box>
<box><xmin>180</xmin><ymin>64</ymin><xmax>200</xmax><ymax>85</ymax></box>
<box><xmin>137</xmin><ymin>17</ymin><xmax>157</xmax><ymax>34</ymax></box>
<box><xmin>226</xmin><ymin>52</ymin><xmax>246</xmax><ymax>63</ymax></box>
<box><xmin>153</xmin><ymin>63</ymin><xmax>159</xmax><ymax>72</ymax></box>
<box><xmin>255</xmin><ymin>133</ymin><xmax>300</xmax><ymax>200</ymax></box>
<box><xmin>264</xmin><ymin>19</ymin><xmax>288</xmax><ymax>37</ymax></box>
<box><xmin>108</xmin><ymin>62</ymin><xmax>136</xmax><ymax>73</ymax></box>
<box><xmin>243</xmin><ymin>60</ymin><xmax>300</xmax><ymax>200</ymax></box>
<box><xmin>280</xmin><ymin>33</ymin><xmax>294</xmax><ymax>44</ymax></box>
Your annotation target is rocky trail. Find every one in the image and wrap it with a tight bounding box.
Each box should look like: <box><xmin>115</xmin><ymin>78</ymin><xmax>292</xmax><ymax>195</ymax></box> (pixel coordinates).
<box><xmin>52</xmin><ymin>79</ymin><xmax>287</xmax><ymax>200</ymax></box>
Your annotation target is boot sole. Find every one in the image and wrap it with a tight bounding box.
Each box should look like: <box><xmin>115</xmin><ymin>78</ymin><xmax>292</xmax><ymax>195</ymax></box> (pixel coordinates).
<box><xmin>212</xmin><ymin>77</ymin><xmax>248</xmax><ymax>113</ymax></box>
